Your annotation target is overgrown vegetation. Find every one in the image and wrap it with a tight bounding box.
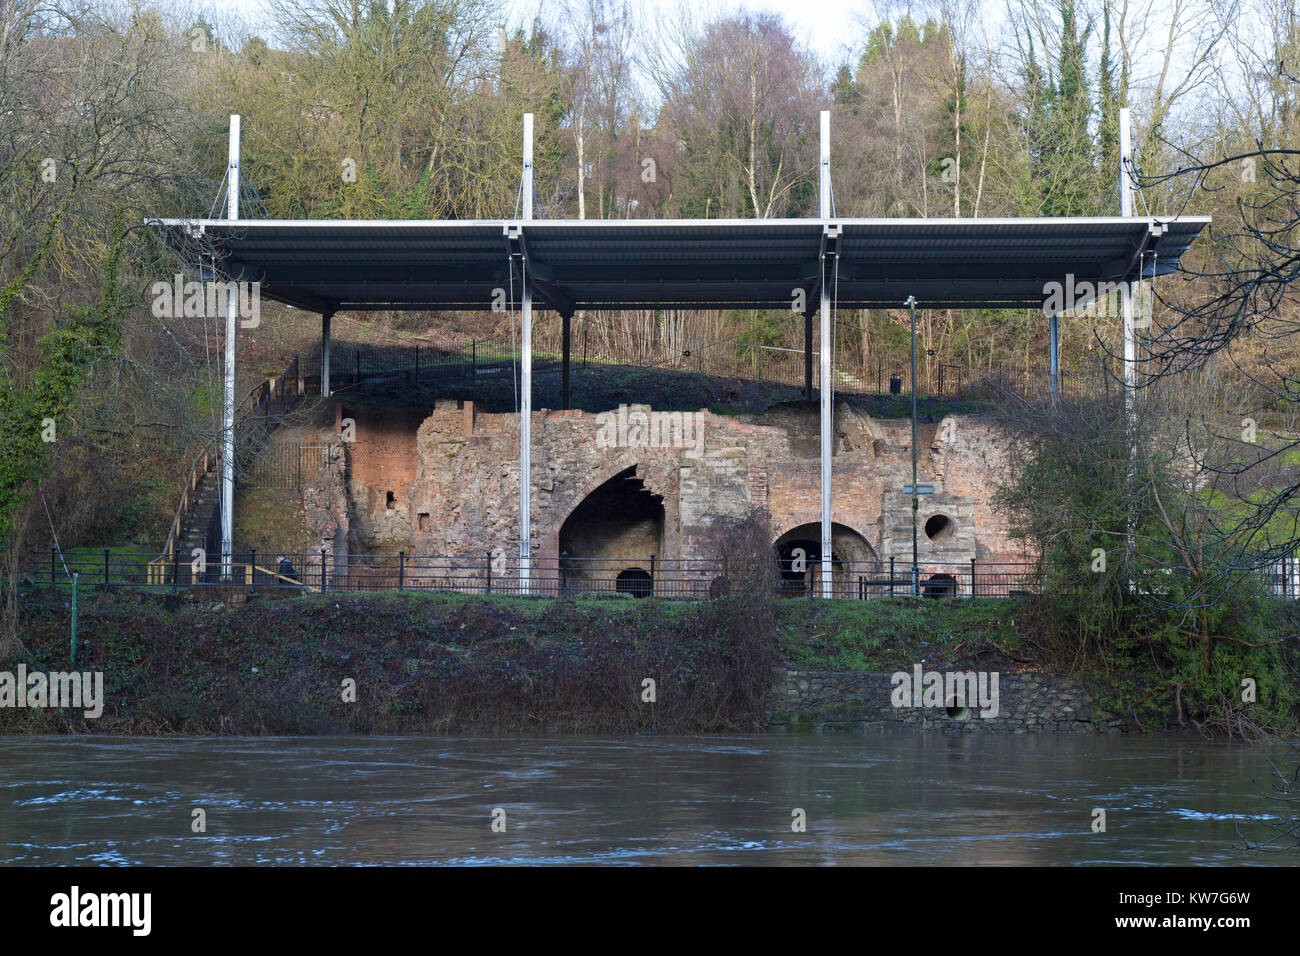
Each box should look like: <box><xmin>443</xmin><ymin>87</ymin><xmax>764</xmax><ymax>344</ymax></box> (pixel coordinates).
<box><xmin>993</xmin><ymin>380</ymin><xmax>1300</xmax><ymax>739</ymax></box>
<box><xmin>2</xmin><ymin>588</ymin><xmax>782</xmax><ymax>734</ymax></box>
<box><xmin>0</xmin><ymin>586</ymin><xmax>1033</xmax><ymax>735</ymax></box>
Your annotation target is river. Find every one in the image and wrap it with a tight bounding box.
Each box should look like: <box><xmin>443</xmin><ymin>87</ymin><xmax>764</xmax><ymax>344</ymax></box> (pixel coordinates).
<box><xmin>0</xmin><ymin>734</ymin><xmax>1293</xmax><ymax>865</ymax></box>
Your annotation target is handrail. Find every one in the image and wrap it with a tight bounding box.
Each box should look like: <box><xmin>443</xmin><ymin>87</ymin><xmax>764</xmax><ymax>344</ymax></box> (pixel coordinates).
<box><xmin>157</xmin><ymin>445</ymin><xmax>214</xmax><ymax>565</ymax></box>
<box><xmin>151</xmin><ymin>356</ymin><xmax>302</xmax><ymax>567</ymax></box>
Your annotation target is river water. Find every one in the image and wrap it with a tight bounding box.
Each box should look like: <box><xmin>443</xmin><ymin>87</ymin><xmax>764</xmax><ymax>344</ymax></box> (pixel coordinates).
<box><xmin>0</xmin><ymin>734</ymin><xmax>1293</xmax><ymax>865</ymax></box>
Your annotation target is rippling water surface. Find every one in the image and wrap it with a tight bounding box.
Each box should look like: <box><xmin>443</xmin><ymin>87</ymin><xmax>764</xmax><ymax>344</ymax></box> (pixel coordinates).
<box><xmin>0</xmin><ymin>734</ymin><xmax>1292</xmax><ymax>865</ymax></box>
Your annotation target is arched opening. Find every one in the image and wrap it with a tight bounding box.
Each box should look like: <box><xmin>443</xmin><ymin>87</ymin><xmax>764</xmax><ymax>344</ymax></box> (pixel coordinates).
<box><xmin>923</xmin><ymin>573</ymin><xmax>958</xmax><ymax>598</ymax></box>
<box><xmin>924</xmin><ymin>513</ymin><xmax>954</xmax><ymax>541</ymax></box>
<box><xmin>616</xmin><ymin>567</ymin><xmax>653</xmax><ymax>598</ymax></box>
<box><xmin>774</xmin><ymin>536</ymin><xmax>821</xmax><ymax>594</ymax></box>
<box><xmin>559</xmin><ymin>467</ymin><xmax>664</xmax><ymax>594</ymax></box>
<box><xmin>773</xmin><ymin>522</ymin><xmax>877</xmax><ymax>597</ymax></box>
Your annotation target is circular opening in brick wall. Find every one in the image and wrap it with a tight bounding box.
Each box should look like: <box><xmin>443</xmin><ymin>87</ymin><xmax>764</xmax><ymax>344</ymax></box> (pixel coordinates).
<box><xmin>945</xmin><ymin>696</ymin><xmax>971</xmax><ymax>720</ymax></box>
<box><xmin>924</xmin><ymin>513</ymin><xmax>954</xmax><ymax>541</ymax></box>
<box><xmin>616</xmin><ymin>567</ymin><xmax>653</xmax><ymax>598</ymax></box>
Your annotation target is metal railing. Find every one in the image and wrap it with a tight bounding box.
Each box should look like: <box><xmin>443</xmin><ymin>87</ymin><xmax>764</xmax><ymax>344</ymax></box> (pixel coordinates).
<box><xmin>243</xmin><ymin>442</ymin><xmax>343</xmax><ymax>490</ymax></box>
<box><xmin>27</xmin><ymin>548</ymin><xmax>1300</xmax><ymax>603</ymax></box>
<box><xmin>297</xmin><ymin>336</ymin><xmax>1114</xmax><ymax>404</ymax></box>
<box><xmin>148</xmin><ymin>356</ymin><xmax>306</xmax><ymax>583</ymax></box>
<box><xmin>1262</xmin><ymin>554</ymin><xmax>1300</xmax><ymax>599</ymax></box>
<box><xmin>32</xmin><ymin>549</ymin><xmax>1040</xmax><ymax>600</ymax></box>
<box><xmin>296</xmin><ymin>340</ymin><xmax>561</xmax><ymax>395</ymax></box>
<box><xmin>777</xmin><ymin>558</ymin><xmax>1039</xmax><ymax>599</ymax></box>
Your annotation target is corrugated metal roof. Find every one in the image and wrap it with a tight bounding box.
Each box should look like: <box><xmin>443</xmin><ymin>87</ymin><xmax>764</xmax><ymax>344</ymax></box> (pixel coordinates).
<box><xmin>147</xmin><ymin>215</ymin><xmax>1210</xmax><ymax>313</ymax></box>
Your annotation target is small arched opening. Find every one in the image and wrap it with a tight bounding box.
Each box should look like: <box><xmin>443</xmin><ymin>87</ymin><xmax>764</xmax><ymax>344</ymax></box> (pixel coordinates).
<box><xmin>616</xmin><ymin>567</ymin><xmax>653</xmax><ymax>598</ymax></box>
<box><xmin>923</xmin><ymin>573</ymin><xmax>959</xmax><ymax>598</ymax></box>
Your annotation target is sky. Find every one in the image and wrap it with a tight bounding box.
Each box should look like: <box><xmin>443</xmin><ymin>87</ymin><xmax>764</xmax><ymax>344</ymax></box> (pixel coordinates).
<box><xmin>213</xmin><ymin>0</ymin><xmax>891</xmax><ymax>68</ymax></box>
<box><xmin>203</xmin><ymin>0</ymin><xmax>1207</xmax><ymax>134</ymax></box>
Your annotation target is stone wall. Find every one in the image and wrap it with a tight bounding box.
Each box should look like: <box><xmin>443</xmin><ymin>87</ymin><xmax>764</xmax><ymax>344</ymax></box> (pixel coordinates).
<box><xmin>765</xmin><ymin>669</ymin><xmax>1130</xmax><ymax>734</ymax></box>
<box><xmin>931</xmin><ymin>416</ymin><xmax>1023</xmax><ymax>563</ymax></box>
<box><xmin>300</xmin><ymin>408</ymin><xmax>350</xmax><ymax>562</ymax></box>
<box><xmin>310</xmin><ymin>398</ymin><xmax>1029</xmax><ymax>595</ymax></box>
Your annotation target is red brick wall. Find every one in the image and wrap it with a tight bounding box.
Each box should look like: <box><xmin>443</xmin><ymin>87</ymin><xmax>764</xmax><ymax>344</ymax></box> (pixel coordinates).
<box><xmin>341</xmin><ymin>404</ymin><xmax>426</xmax><ymax>550</ymax></box>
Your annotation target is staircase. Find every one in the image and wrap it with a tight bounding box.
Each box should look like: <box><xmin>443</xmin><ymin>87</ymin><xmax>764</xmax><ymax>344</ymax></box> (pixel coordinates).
<box><xmin>176</xmin><ymin>466</ymin><xmax>220</xmax><ymax>566</ymax></box>
<box><xmin>148</xmin><ymin>357</ymin><xmax>306</xmax><ymax>586</ymax></box>
<box><xmin>147</xmin><ymin>446</ymin><xmax>219</xmax><ymax>585</ymax></box>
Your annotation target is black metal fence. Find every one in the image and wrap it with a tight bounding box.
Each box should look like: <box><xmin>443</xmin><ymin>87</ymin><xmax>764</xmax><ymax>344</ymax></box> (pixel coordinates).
<box><xmin>243</xmin><ymin>443</ymin><xmax>344</xmax><ymax>490</ymax></box>
<box><xmin>778</xmin><ymin>558</ymin><xmax>1038</xmax><ymax>599</ymax></box>
<box><xmin>293</xmin><ymin>341</ymin><xmax>562</xmax><ymax>396</ymax></box>
<box><xmin>940</xmin><ymin>362</ymin><xmax>1113</xmax><ymax>403</ymax></box>
<box><xmin>288</xmin><ymin>337</ymin><xmax>1113</xmax><ymax>404</ymax></box>
<box><xmin>27</xmin><ymin>548</ymin><xmax>1300</xmax><ymax>603</ymax></box>
<box><xmin>29</xmin><ymin>549</ymin><xmax>1043</xmax><ymax>600</ymax></box>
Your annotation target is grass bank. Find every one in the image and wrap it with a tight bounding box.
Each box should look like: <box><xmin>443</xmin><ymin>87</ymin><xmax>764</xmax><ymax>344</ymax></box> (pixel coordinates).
<box><xmin>4</xmin><ymin>588</ymin><xmax>1295</xmax><ymax>735</ymax></box>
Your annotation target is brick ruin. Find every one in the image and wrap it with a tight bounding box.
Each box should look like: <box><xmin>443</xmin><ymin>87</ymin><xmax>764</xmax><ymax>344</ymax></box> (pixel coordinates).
<box><xmin>299</xmin><ymin>399</ymin><xmax>1026</xmax><ymax>595</ymax></box>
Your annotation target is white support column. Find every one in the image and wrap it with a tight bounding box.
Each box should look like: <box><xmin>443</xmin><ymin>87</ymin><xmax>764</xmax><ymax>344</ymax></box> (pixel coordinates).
<box><xmin>818</xmin><ymin>109</ymin><xmax>833</xmax><ymax>599</ymax></box>
<box><xmin>1119</xmin><ymin>107</ymin><xmax>1136</xmax><ymax>406</ymax></box>
<box><xmin>1119</xmin><ymin>107</ymin><xmax>1138</xmax><ymax>585</ymax></box>
<box><xmin>321</xmin><ymin>311</ymin><xmax>332</xmax><ymax>397</ymax></box>
<box><xmin>519</xmin><ymin>113</ymin><xmax>534</xmax><ymax>594</ymax></box>
<box><xmin>220</xmin><ymin>114</ymin><xmax>240</xmax><ymax>580</ymax></box>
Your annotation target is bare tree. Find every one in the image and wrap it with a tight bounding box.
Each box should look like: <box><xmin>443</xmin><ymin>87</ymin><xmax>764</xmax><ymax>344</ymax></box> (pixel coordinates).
<box><xmin>651</xmin><ymin>10</ymin><xmax>824</xmax><ymax>219</ymax></box>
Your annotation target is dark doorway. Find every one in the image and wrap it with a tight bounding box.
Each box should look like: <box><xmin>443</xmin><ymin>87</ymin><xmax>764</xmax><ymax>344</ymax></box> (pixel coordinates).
<box><xmin>559</xmin><ymin>467</ymin><xmax>665</xmax><ymax>592</ymax></box>
<box><xmin>773</xmin><ymin>522</ymin><xmax>877</xmax><ymax>597</ymax></box>
<box><xmin>923</xmin><ymin>573</ymin><xmax>958</xmax><ymax>598</ymax></box>
<box><xmin>616</xmin><ymin>567</ymin><xmax>653</xmax><ymax>598</ymax></box>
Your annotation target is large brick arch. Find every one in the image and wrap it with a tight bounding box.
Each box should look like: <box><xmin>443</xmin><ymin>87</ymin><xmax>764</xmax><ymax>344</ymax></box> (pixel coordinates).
<box><xmin>551</xmin><ymin>451</ymin><xmax>646</xmax><ymax>527</ymax></box>
<box><xmin>772</xmin><ymin>520</ymin><xmax>879</xmax><ymax>564</ymax></box>
<box><xmin>537</xmin><ymin>450</ymin><xmax>668</xmax><ymax>565</ymax></box>
<box><xmin>772</xmin><ymin>520</ymin><xmax>880</xmax><ymax>597</ymax></box>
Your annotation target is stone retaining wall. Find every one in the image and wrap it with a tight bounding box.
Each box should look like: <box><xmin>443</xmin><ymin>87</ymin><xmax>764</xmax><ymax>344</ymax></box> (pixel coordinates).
<box><xmin>765</xmin><ymin>669</ymin><xmax>1130</xmax><ymax>733</ymax></box>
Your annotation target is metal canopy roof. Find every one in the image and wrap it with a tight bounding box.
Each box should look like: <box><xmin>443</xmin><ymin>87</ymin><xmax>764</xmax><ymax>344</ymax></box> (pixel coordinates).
<box><xmin>148</xmin><ymin>215</ymin><xmax>1210</xmax><ymax>314</ymax></box>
